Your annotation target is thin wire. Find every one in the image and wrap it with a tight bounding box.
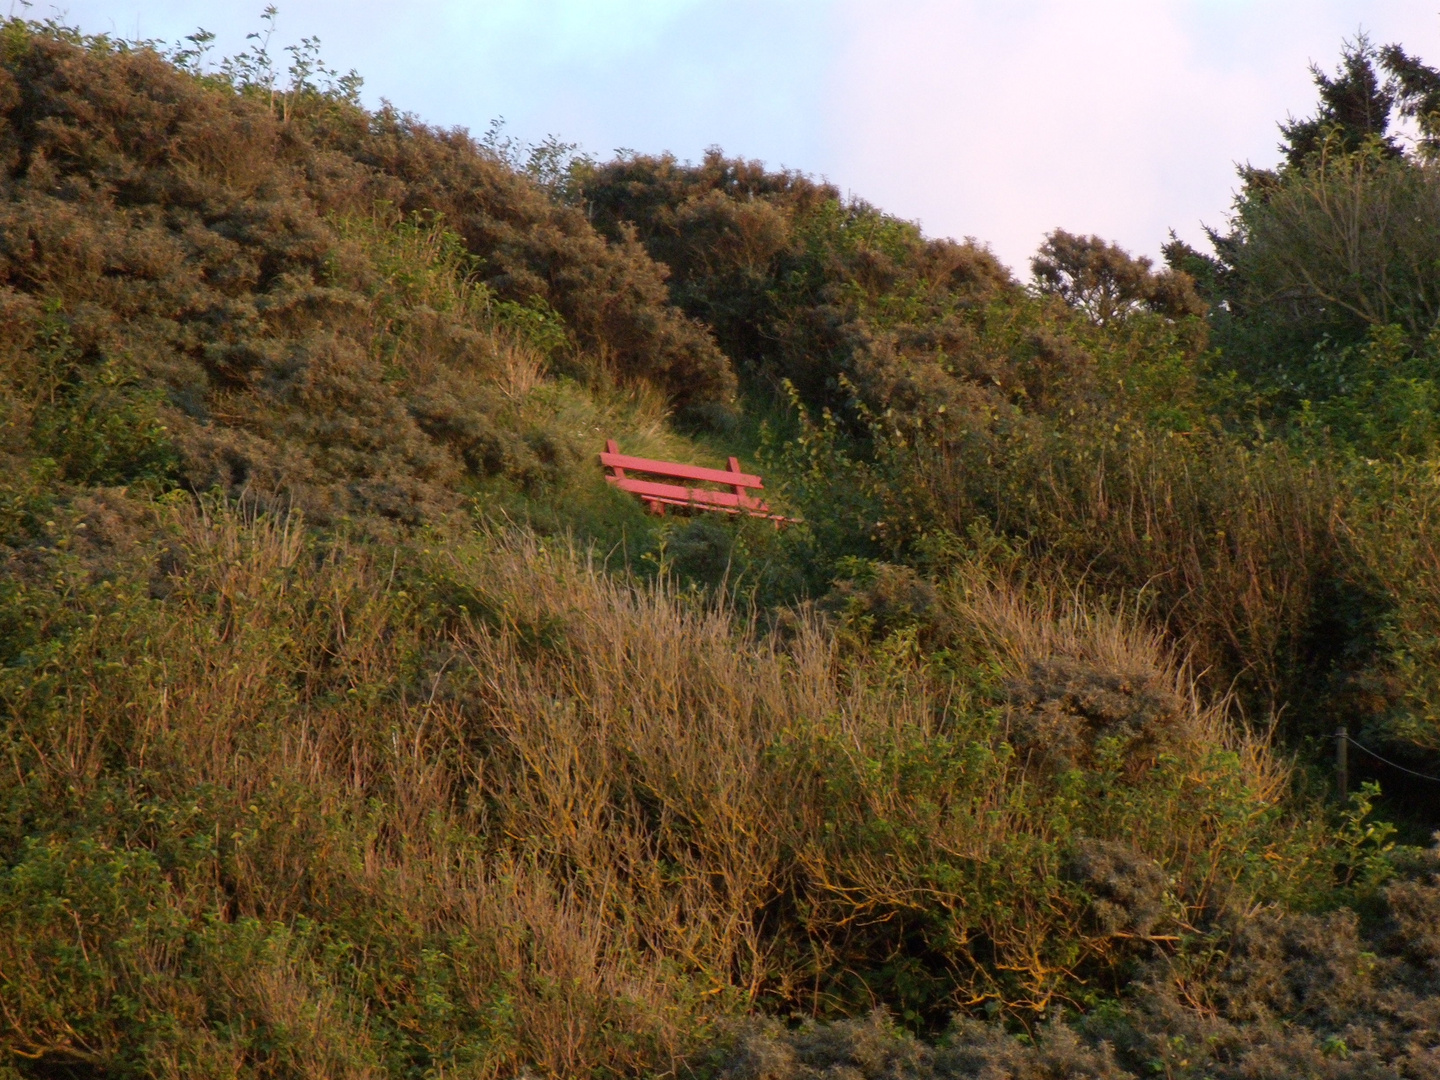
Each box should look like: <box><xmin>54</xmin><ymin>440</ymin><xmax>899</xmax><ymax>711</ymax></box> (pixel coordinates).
<box><xmin>1343</xmin><ymin>733</ymin><xmax>1440</xmax><ymax>785</ymax></box>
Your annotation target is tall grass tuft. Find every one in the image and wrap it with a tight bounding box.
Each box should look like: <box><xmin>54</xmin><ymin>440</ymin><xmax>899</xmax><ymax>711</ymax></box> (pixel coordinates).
<box><xmin>0</xmin><ymin>499</ymin><xmax>1348</xmax><ymax>1075</ymax></box>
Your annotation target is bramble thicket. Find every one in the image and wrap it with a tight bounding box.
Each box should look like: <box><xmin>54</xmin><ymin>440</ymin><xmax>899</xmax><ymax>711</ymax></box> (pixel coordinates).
<box><xmin>3</xmin><ymin>16</ymin><xmax>1440</xmax><ymax>1079</ymax></box>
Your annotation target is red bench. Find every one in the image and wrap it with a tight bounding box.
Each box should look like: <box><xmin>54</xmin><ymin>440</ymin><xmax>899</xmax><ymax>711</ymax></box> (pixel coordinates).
<box><xmin>599</xmin><ymin>439</ymin><xmax>790</xmax><ymax>521</ymax></box>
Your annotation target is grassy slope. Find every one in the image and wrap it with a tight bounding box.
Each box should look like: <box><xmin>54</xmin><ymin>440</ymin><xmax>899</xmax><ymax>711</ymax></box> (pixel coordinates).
<box><xmin>574</xmin><ymin>149</ymin><xmax>1440</xmax><ymax>812</ymax></box>
<box><xmin>0</xmin><ymin>21</ymin><xmax>1438</xmax><ymax>1080</ymax></box>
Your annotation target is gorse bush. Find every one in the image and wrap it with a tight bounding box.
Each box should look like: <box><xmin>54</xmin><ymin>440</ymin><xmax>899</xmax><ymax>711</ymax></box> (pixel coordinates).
<box><xmin>574</xmin><ymin>149</ymin><xmax>1017</xmax><ymax>417</ymax></box>
<box><xmin>0</xmin><ymin>16</ymin><xmax>735</xmax><ymax>526</ymax></box>
<box><xmin>708</xmin><ymin>863</ymin><xmax>1440</xmax><ymax>1080</ymax></box>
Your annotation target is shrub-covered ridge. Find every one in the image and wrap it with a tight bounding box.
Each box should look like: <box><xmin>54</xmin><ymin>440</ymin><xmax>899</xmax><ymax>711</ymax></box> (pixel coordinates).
<box><xmin>0</xmin><ymin>18</ymin><xmax>733</xmax><ymax>531</ymax></box>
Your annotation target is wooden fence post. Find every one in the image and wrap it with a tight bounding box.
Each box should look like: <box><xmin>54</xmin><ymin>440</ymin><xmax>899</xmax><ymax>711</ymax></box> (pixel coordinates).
<box><xmin>1336</xmin><ymin>725</ymin><xmax>1349</xmax><ymax>802</ymax></box>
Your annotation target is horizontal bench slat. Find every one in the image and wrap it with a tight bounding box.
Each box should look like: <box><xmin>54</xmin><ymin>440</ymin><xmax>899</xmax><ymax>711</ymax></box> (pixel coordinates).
<box><xmin>599</xmin><ymin>452</ymin><xmax>763</xmax><ymax>489</ymax></box>
<box><xmin>607</xmin><ymin>475</ymin><xmax>771</xmax><ymax>511</ymax></box>
<box><xmin>640</xmin><ymin>495</ymin><xmax>791</xmax><ymax>521</ymax></box>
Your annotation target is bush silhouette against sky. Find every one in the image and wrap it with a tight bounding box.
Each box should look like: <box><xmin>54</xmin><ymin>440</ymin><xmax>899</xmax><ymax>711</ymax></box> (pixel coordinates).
<box><xmin>58</xmin><ymin>0</ymin><xmax>1440</xmax><ymax>269</ymax></box>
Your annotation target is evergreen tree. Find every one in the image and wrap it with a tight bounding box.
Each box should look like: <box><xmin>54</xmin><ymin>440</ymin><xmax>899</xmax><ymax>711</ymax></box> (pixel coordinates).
<box><xmin>1381</xmin><ymin>42</ymin><xmax>1440</xmax><ymax>157</ymax></box>
<box><xmin>1279</xmin><ymin>34</ymin><xmax>1398</xmax><ymax>166</ymax></box>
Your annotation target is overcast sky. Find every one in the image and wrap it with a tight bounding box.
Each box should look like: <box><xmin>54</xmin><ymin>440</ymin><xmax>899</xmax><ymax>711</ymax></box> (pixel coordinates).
<box><xmin>42</xmin><ymin>0</ymin><xmax>1440</xmax><ymax>273</ymax></box>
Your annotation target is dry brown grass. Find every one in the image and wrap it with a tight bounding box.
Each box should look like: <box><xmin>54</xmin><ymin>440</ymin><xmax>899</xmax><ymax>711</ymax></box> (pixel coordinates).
<box><xmin>908</xmin><ymin>426</ymin><xmax>1351</xmax><ymax>728</ymax></box>
<box><xmin>0</xmin><ymin>499</ymin><xmax>1329</xmax><ymax>1076</ymax></box>
<box><xmin>950</xmin><ymin>565</ymin><xmax>1287</xmax><ymax>803</ymax></box>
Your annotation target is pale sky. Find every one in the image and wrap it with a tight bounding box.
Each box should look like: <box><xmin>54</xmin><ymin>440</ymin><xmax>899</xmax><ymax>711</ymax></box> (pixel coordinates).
<box><xmin>43</xmin><ymin>0</ymin><xmax>1440</xmax><ymax>272</ymax></box>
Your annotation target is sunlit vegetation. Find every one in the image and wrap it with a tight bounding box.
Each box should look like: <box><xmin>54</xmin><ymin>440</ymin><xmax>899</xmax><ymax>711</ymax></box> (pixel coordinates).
<box><xmin>3</xmin><ymin>15</ymin><xmax>1440</xmax><ymax>1079</ymax></box>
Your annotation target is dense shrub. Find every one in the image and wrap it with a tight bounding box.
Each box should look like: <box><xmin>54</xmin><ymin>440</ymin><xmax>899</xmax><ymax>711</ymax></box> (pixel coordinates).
<box><xmin>708</xmin><ymin>845</ymin><xmax>1440</xmax><ymax>1079</ymax></box>
<box><xmin>1197</xmin><ymin>146</ymin><xmax>1440</xmax><ymax>455</ymax></box>
<box><xmin>325</xmin><ymin>111</ymin><xmax>737</xmax><ymax>412</ymax></box>
<box><xmin>0</xmin><ymin>20</ymin><xmax>735</xmax><ymax>531</ymax></box>
<box><xmin>575</xmin><ymin>149</ymin><xmax>1019</xmax><ymax>417</ymax></box>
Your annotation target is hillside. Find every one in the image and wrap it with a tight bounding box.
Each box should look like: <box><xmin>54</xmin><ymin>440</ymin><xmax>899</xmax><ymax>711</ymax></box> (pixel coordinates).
<box><xmin>2</xmin><ymin>17</ymin><xmax>1440</xmax><ymax>1080</ymax></box>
